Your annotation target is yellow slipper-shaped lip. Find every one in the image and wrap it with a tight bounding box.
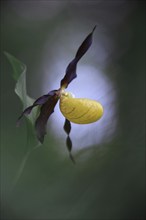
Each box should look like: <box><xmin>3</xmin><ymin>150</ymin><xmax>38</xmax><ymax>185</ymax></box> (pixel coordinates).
<box><xmin>60</xmin><ymin>91</ymin><xmax>103</xmax><ymax>124</ymax></box>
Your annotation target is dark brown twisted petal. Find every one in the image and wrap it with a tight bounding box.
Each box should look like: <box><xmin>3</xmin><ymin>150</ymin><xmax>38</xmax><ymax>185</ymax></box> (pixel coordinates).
<box><xmin>60</xmin><ymin>26</ymin><xmax>96</xmax><ymax>89</ymax></box>
<box><xmin>35</xmin><ymin>94</ymin><xmax>59</xmax><ymax>143</ymax></box>
<box><xmin>63</xmin><ymin>119</ymin><xmax>75</xmax><ymax>163</ymax></box>
<box><xmin>64</xmin><ymin>118</ymin><xmax>71</xmax><ymax>134</ymax></box>
<box><xmin>17</xmin><ymin>90</ymin><xmax>57</xmax><ymax>126</ymax></box>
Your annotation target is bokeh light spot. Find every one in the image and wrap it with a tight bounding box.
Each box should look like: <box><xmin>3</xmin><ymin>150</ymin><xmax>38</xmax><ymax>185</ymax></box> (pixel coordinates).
<box><xmin>42</xmin><ymin>59</ymin><xmax>117</xmax><ymax>151</ymax></box>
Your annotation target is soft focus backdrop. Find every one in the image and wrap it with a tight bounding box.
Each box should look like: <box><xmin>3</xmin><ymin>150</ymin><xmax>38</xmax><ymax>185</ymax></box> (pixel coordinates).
<box><xmin>1</xmin><ymin>1</ymin><xmax>145</xmax><ymax>220</ymax></box>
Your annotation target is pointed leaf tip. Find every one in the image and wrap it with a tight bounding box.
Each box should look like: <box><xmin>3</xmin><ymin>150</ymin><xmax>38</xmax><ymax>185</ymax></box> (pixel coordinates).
<box><xmin>4</xmin><ymin>51</ymin><xmax>26</xmax><ymax>81</ymax></box>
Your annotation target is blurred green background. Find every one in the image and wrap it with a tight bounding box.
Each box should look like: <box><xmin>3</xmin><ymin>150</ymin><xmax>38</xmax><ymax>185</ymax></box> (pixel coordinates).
<box><xmin>0</xmin><ymin>1</ymin><xmax>145</xmax><ymax>219</ymax></box>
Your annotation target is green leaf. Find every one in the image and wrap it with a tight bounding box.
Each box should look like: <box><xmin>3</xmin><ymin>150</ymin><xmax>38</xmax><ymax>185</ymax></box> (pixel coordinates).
<box><xmin>4</xmin><ymin>52</ymin><xmax>38</xmax><ymax>125</ymax></box>
<box><xmin>4</xmin><ymin>52</ymin><xmax>40</xmax><ymax>187</ymax></box>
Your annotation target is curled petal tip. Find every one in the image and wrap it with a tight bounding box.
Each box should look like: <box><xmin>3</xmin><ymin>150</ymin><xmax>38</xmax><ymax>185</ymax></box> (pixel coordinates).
<box><xmin>69</xmin><ymin>153</ymin><xmax>76</xmax><ymax>164</ymax></box>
